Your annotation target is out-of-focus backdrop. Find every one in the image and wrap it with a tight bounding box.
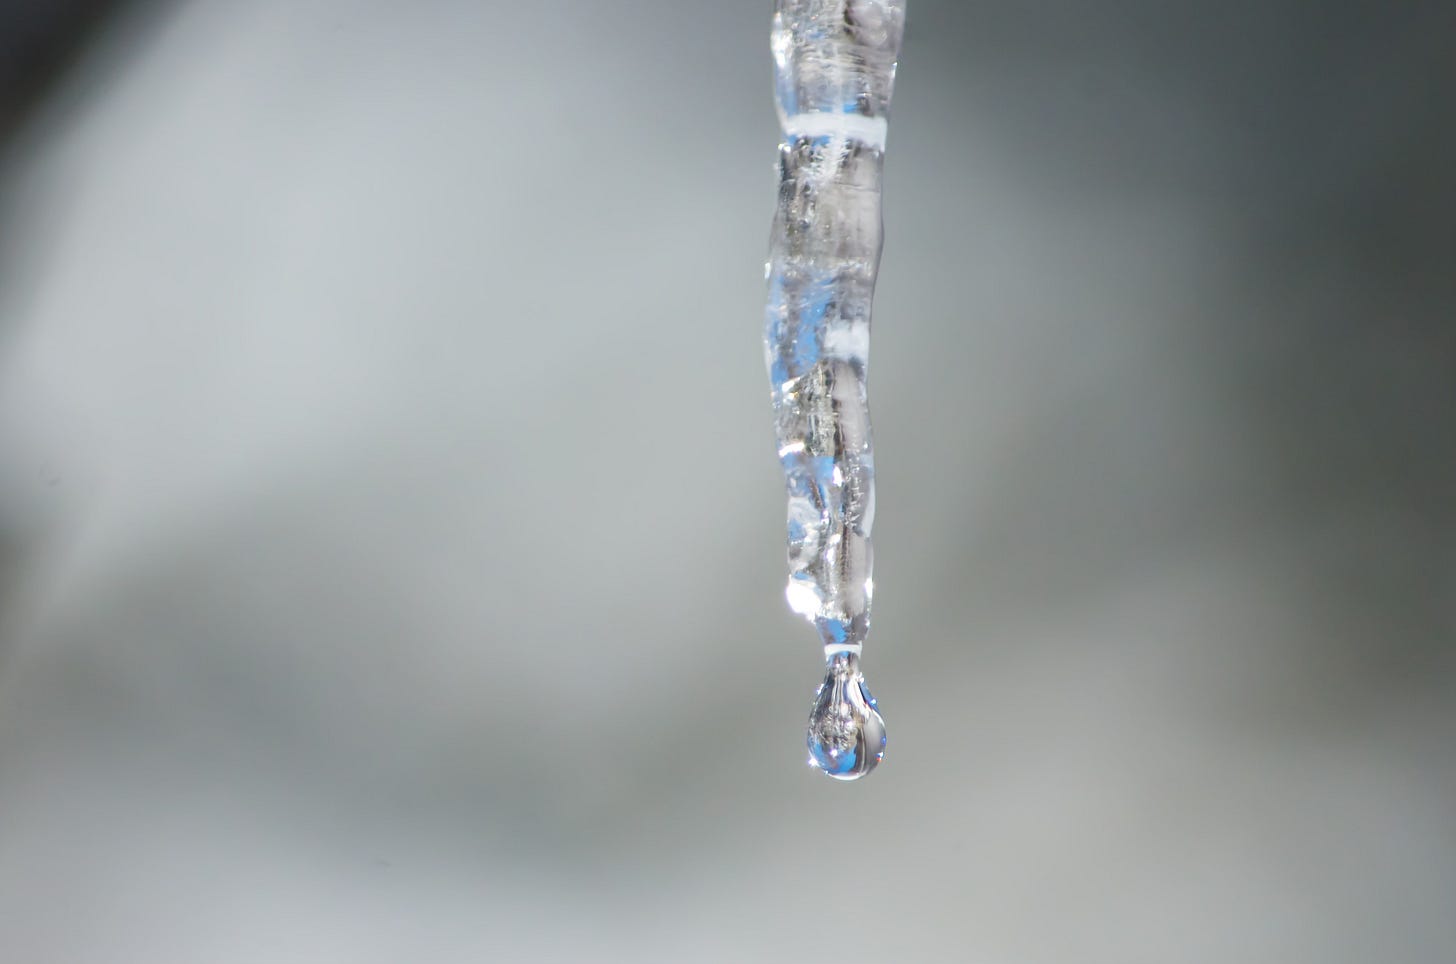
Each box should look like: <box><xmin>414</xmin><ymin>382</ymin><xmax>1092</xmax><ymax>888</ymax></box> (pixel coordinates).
<box><xmin>1</xmin><ymin>1</ymin><xmax>1453</xmax><ymax>961</ymax></box>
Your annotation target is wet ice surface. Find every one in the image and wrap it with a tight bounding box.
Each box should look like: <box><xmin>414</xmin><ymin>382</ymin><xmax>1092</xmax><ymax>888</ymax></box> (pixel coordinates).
<box><xmin>1</xmin><ymin>0</ymin><xmax>1454</xmax><ymax>961</ymax></box>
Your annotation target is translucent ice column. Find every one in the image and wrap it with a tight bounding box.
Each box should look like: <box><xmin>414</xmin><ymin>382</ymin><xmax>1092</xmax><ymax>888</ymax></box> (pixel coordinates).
<box><xmin>764</xmin><ymin>0</ymin><xmax>904</xmax><ymax>780</ymax></box>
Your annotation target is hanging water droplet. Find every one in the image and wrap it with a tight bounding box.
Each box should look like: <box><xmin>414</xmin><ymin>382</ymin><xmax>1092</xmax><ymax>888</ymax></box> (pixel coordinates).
<box><xmin>806</xmin><ymin>654</ymin><xmax>885</xmax><ymax>780</ymax></box>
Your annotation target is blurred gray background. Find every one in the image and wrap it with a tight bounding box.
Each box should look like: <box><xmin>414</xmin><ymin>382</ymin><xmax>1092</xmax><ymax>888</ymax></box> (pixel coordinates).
<box><xmin>1</xmin><ymin>1</ymin><xmax>1453</xmax><ymax>961</ymax></box>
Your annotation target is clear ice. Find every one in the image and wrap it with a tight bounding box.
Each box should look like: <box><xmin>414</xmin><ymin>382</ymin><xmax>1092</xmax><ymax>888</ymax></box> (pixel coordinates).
<box><xmin>764</xmin><ymin>0</ymin><xmax>905</xmax><ymax>780</ymax></box>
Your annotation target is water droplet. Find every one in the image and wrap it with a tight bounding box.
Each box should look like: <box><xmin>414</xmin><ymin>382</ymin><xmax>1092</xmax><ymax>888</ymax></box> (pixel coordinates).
<box><xmin>806</xmin><ymin>654</ymin><xmax>885</xmax><ymax>780</ymax></box>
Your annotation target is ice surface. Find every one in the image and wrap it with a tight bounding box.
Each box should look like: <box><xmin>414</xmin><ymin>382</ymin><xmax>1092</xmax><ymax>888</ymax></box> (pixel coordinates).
<box><xmin>765</xmin><ymin>0</ymin><xmax>905</xmax><ymax>658</ymax></box>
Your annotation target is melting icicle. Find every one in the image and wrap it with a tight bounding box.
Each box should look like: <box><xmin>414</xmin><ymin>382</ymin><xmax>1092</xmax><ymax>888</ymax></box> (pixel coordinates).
<box><xmin>764</xmin><ymin>0</ymin><xmax>905</xmax><ymax>780</ymax></box>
